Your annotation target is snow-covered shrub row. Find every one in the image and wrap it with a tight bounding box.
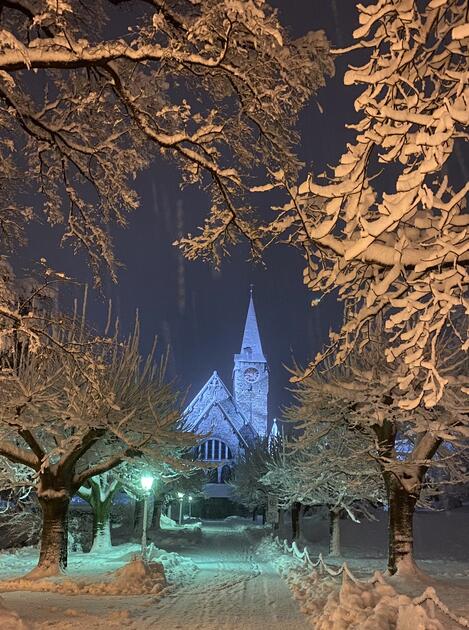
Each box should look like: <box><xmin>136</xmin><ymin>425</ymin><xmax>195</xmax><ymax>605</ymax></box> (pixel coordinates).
<box><xmin>279</xmin><ymin>563</ymin><xmax>444</xmax><ymax>630</ymax></box>
<box><xmin>259</xmin><ymin>538</ymin><xmax>445</xmax><ymax>629</ymax></box>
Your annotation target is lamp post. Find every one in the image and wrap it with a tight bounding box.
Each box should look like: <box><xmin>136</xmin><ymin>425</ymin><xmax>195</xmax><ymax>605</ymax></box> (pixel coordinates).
<box><xmin>188</xmin><ymin>495</ymin><xmax>193</xmax><ymax>518</ymax></box>
<box><xmin>140</xmin><ymin>475</ymin><xmax>155</xmax><ymax>560</ymax></box>
<box><xmin>177</xmin><ymin>492</ymin><xmax>184</xmax><ymax>525</ymax></box>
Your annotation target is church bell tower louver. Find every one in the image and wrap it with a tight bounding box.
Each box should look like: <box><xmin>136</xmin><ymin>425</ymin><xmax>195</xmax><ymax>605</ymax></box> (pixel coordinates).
<box><xmin>233</xmin><ymin>289</ymin><xmax>268</xmax><ymax>437</ymax></box>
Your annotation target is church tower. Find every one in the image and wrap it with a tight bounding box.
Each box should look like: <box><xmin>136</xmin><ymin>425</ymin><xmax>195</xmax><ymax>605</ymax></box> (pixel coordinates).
<box><xmin>233</xmin><ymin>290</ymin><xmax>268</xmax><ymax>437</ymax></box>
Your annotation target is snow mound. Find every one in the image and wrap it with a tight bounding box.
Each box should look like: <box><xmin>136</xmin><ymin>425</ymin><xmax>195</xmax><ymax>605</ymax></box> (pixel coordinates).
<box><xmin>160</xmin><ymin>514</ymin><xmax>178</xmax><ymax>528</ymax></box>
<box><xmin>278</xmin><ymin>560</ymin><xmax>444</xmax><ymax>629</ymax></box>
<box><xmin>0</xmin><ymin>596</ymin><xmax>29</xmax><ymax>629</ymax></box>
<box><xmin>151</xmin><ymin>547</ymin><xmax>199</xmax><ymax>584</ymax></box>
<box><xmin>0</xmin><ymin>558</ymin><xmax>166</xmax><ymax>596</ymax></box>
<box><xmin>109</xmin><ymin>558</ymin><xmax>166</xmax><ymax>595</ymax></box>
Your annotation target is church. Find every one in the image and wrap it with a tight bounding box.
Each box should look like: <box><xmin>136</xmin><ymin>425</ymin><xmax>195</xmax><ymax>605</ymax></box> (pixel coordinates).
<box><xmin>182</xmin><ymin>291</ymin><xmax>272</xmax><ymax>501</ymax></box>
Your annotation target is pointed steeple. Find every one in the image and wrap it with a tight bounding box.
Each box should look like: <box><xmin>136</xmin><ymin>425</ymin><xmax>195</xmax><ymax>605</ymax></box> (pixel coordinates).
<box><xmin>239</xmin><ymin>288</ymin><xmax>266</xmax><ymax>363</ymax></box>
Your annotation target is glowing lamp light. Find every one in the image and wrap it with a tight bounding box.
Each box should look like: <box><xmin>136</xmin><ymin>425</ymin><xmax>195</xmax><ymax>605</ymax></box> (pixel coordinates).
<box><xmin>140</xmin><ymin>475</ymin><xmax>155</xmax><ymax>492</ymax></box>
<box><xmin>177</xmin><ymin>491</ymin><xmax>184</xmax><ymax>499</ymax></box>
<box><xmin>188</xmin><ymin>495</ymin><xmax>193</xmax><ymax>502</ymax></box>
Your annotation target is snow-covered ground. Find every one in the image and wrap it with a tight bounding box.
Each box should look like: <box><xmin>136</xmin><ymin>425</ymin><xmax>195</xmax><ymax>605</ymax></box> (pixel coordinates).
<box><xmin>271</xmin><ymin>507</ymin><xmax>469</xmax><ymax>629</ymax></box>
<box><xmin>1</xmin><ymin>510</ymin><xmax>468</xmax><ymax>629</ymax></box>
<box><xmin>0</xmin><ymin>519</ymin><xmax>308</xmax><ymax>629</ymax></box>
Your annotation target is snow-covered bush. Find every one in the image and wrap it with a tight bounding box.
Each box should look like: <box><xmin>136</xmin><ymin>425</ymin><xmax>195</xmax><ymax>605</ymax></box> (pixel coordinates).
<box><xmin>0</xmin><ymin>496</ymin><xmax>41</xmax><ymax>549</ymax></box>
<box><xmin>263</xmin><ymin>423</ymin><xmax>384</xmax><ymax>556</ymax></box>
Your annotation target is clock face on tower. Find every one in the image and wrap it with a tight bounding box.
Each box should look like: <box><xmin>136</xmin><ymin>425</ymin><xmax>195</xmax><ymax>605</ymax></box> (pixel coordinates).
<box><xmin>244</xmin><ymin>367</ymin><xmax>259</xmax><ymax>383</ymax></box>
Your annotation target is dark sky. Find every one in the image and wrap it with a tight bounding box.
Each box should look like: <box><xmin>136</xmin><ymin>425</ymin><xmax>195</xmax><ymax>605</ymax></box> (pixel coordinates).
<box><xmin>19</xmin><ymin>1</ymin><xmax>363</xmax><ymax>420</ymax></box>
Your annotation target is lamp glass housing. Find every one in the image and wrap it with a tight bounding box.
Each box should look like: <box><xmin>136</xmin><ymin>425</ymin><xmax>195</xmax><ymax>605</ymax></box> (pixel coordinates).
<box><xmin>141</xmin><ymin>475</ymin><xmax>155</xmax><ymax>492</ymax></box>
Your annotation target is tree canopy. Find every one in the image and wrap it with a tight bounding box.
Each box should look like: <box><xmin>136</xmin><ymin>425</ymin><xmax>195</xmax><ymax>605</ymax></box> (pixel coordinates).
<box><xmin>181</xmin><ymin>0</ymin><xmax>469</xmax><ymax>409</ymax></box>
<box><xmin>0</xmin><ymin>0</ymin><xmax>332</xmax><ymax>280</ymax></box>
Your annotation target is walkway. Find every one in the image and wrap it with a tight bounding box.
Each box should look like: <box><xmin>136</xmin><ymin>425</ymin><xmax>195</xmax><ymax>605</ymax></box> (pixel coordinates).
<box><xmin>145</xmin><ymin>522</ymin><xmax>308</xmax><ymax>629</ymax></box>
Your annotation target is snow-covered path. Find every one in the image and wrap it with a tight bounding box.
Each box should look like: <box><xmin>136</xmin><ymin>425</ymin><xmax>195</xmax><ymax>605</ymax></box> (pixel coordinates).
<box><xmin>1</xmin><ymin>523</ymin><xmax>309</xmax><ymax>629</ymax></box>
<box><xmin>144</xmin><ymin>523</ymin><xmax>308</xmax><ymax>630</ymax></box>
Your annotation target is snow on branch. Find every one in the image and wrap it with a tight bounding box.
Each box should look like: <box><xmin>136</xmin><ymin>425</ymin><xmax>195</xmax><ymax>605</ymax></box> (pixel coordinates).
<box><xmin>0</xmin><ymin>0</ymin><xmax>333</xmax><ymax>282</ymax></box>
<box><xmin>189</xmin><ymin>0</ymin><xmax>468</xmax><ymax>409</ymax></box>
<box><xmin>294</xmin><ymin>0</ymin><xmax>469</xmax><ymax>409</ymax></box>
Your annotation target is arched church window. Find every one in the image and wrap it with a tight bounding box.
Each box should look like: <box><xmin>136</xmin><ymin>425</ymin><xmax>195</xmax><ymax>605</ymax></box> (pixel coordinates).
<box><xmin>196</xmin><ymin>439</ymin><xmax>232</xmax><ymax>461</ymax></box>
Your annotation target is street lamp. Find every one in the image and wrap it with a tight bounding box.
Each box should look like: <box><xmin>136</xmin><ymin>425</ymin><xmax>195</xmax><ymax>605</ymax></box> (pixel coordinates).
<box><xmin>188</xmin><ymin>495</ymin><xmax>193</xmax><ymax>518</ymax></box>
<box><xmin>140</xmin><ymin>475</ymin><xmax>155</xmax><ymax>560</ymax></box>
<box><xmin>177</xmin><ymin>491</ymin><xmax>184</xmax><ymax>525</ymax></box>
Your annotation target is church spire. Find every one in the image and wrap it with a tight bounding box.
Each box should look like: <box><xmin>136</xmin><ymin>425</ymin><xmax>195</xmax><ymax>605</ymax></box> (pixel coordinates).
<box><xmin>239</xmin><ymin>289</ymin><xmax>266</xmax><ymax>363</ymax></box>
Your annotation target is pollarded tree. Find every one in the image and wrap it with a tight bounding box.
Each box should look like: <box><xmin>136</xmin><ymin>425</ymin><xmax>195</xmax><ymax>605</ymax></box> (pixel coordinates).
<box><xmin>78</xmin><ymin>455</ymin><xmax>205</xmax><ymax>551</ymax></box>
<box><xmin>0</xmin><ymin>315</ymin><xmax>188</xmax><ymax>576</ymax></box>
<box><xmin>262</xmin><ymin>424</ymin><xmax>384</xmax><ymax>556</ymax></box>
<box><xmin>291</xmin><ymin>319</ymin><xmax>468</xmax><ymax>575</ymax></box>
<box><xmin>77</xmin><ymin>466</ymin><xmax>124</xmax><ymax>554</ymax></box>
<box><xmin>0</xmin><ymin>0</ymin><xmax>333</xmax><ymax>283</ymax></box>
<box><xmin>181</xmin><ymin>0</ymin><xmax>469</xmax><ymax>410</ymax></box>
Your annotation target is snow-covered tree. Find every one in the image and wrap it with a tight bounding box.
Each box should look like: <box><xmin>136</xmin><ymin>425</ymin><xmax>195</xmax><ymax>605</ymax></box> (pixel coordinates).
<box><xmin>77</xmin><ymin>468</ymin><xmax>123</xmax><ymax>553</ymax></box>
<box><xmin>229</xmin><ymin>439</ymin><xmax>273</xmax><ymax>521</ymax></box>
<box><xmin>0</xmin><ymin>0</ymin><xmax>332</xmax><ymax>282</ymax></box>
<box><xmin>181</xmin><ymin>0</ymin><xmax>468</xmax><ymax>410</ymax></box>
<box><xmin>153</xmin><ymin>464</ymin><xmax>205</xmax><ymax>520</ymax></box>
<box><xmin>263</xmin><ymin>424</ymin><xmax>384</xmax><ymax>556</ymax></box>
<box><xmin>78</xmin><ymin>455</ymin><xmax>204</xmax><ymax>551</ymax></box>
<box><xmin>0</xmin><ymin>314</ymin><xmax>187</xmax><ymax>576</ymax></box>
<box><xmin>292</xmin><ymin>318</ymin><xmax>468</xmax><ymax>574</ymax></box>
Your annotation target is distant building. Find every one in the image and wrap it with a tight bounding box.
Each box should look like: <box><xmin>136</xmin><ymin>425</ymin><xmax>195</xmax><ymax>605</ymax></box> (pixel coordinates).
<box><xmin>182</xmin><ymin>290</ymin><xmax>271</xmax><ymax>500</ymax></box>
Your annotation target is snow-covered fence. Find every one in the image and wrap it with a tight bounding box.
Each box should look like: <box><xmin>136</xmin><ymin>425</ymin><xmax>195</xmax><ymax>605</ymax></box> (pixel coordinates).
<box><xmin>273</xmin><ymin>536</ymin><xmax>469</xmax><ymax>628</ymax></box>
<box><xmin>413</xmin><ymin>587</ymin><xmax>469</xmax><ymax>629</ymax></box>
<box><xmin>275</xmin><ymin>536</ymin><xmax>379</xmax><ymax>585</ymax></box>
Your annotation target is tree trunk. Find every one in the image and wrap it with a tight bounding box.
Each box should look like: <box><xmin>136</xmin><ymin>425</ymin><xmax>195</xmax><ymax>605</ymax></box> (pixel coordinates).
<box><xmin>91</xmin><ymin>501</ymin><xmax>112</xmax><ymax>553</ymax></box>
<box><xmin>34</xmin><ymin>496</ymin><xmax>69</xmax><ymax>576</ymax></box>
<box><xmin>291</xmin><ymin>502</ymin><xmax>301</xmax><ymax>540</ymax></box>
<box><xmin>386</xmin><ymin>474</ymin><xmax>418</xmax><ymax>575</ymax></box>
<box><xmin>152</xmin><ymin>501</ymin><xmax>162</xmax><ymax>529</ymax></box>
<box><xmin>372</xmin><ymin>416</ymin><xmax>441</xmax><ymax>576</ymax></box>
<box><xmin>276</xmin><ymin>508</ymin><xmax>284</xmax><ymax>534</ymax></box>
<box><xmin>329</xmin><ymin>509</ymin><xmax>341</xmax><ymax>557</ymax></box>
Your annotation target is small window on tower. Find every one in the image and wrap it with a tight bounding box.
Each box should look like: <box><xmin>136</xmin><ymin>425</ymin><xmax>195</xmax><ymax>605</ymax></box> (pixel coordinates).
<box><xmin>243</xmin><ymin>346</ymin><xmax>252</xmax><ymax>358</ymax></box>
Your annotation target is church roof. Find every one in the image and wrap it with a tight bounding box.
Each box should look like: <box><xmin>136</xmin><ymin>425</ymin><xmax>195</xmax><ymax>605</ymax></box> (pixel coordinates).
<box><xmin>182</xmin><ymin>370</ymin><xmax>230</xmax><ymax>418</ymax></box>
<box><xmin>236</xmin><ymin>292</ymin><xmax>266</xmax><ymax>363</ymax></box>
<box><xmin>182</xmin><ymin>371</ymin><xmax>256</xmax><ymax>448</ymax></box>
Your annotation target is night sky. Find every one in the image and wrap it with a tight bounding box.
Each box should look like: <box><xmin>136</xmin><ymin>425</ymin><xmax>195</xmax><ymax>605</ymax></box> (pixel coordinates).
<box><xmin>19</xmin><ymin>2</ymin><xmax>364</xmax><ymax>420</ymax></box>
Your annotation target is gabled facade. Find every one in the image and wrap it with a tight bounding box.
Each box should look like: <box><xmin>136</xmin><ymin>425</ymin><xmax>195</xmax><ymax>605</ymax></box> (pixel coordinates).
<box><xmin>182</xmin><ymin>291</ymin><xmax>269</xmax><ymax>493</ymax></box>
